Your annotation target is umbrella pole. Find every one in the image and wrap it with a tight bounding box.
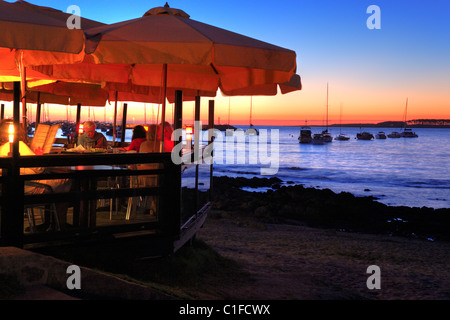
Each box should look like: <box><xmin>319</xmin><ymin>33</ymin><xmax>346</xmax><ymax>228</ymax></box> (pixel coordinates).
<box><xmin>121</xmin><ymin>103</ymin><xmax>127</xmax><ymax>143</ymax></box>
<box><xmin>113</xmin><ymin>91</ymin><xmax>118</xmax><ymax>145</ymax></box>
<box><xmin>13</xmin><ymin>82</ymin><xmax>20</xmax><ymax>158</ymax></box>
<box><xmin>160</xmin><ymin>64</ymin><xmax>167</xmax><ymax>152</ymax></box>
<box><xmin>194</xmin><ymin>95</ymin><xmax>201</xmax><ymax>163</ymax></box>
<box><xmin>19</xmin><ymin>58</ymin><xmax>27</xmax><ymax>135</ymax></box>
<box><xmin>36</xmin><ymin>92</ymin><xmax>41</xmax><ymax>125</ymax></box>
<box><xmin>194</xmin><ymin>95</ymin><xmax>201</xmax><ymax>213</ymax></box>
<box><xmin>208</xmin><ymin>100</ymin><xmax>215</xmax><ymax>200</ymax></box>
<box><xmin>3</xmin><ymin>81</ymin><xmax>23</xmax><ymax>247</ymax></box>
<box><xmin>75</xmin><ymin>103</ymin><xmax>81</xmax><ymax>145</ymax></box>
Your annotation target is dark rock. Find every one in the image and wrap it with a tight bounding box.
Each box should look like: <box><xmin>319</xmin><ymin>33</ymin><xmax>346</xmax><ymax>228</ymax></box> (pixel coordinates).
<box><xmin>212</xmin><ymin>175</ymin><xmax>450</xmax><ymax>242</ymax></box>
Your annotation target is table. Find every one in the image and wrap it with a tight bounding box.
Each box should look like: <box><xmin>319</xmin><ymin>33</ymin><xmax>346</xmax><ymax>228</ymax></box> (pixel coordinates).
<box><xmin>45</xmin><ymin>164</ymin><xmax>130</xmax><ymax>228</ymax></box>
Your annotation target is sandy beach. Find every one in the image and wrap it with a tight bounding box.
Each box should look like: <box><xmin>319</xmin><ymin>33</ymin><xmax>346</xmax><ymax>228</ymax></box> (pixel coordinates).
<box><xmin>179</xmin><ymin>176</ymin><xmax>450</xmax><ymax>300</ymax></box>
<box><xmin>194</xmin><ymin>214</ymin><xmax>450</xmax><ymax>300</ymax></box>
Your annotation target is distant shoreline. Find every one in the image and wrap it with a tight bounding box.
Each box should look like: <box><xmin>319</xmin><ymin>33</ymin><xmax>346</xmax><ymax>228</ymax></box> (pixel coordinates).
<box><xmin>327</xmin><ymin>124</ymin><xmax>449</xmax><ymax>129</ymax></box>
<box><xmin>280</xmin><ymin>120</ymin><xmax>450</xmax><ymax>128</ymax></box>
<box><xmin>27</xmin><ymin>119</ymin><xmax>450</xmax><ymax>129</ymax></box>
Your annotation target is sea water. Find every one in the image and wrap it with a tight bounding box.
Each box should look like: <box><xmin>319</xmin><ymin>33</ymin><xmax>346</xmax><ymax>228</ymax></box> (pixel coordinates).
<box><xmin>212</xmin><ymin>126</ymin><xmax>450</xmax><ymax>209</ymax></box>
<box><xmin>58</xmin><ymin>125</ymin><xmax>449</xmax><ymax>209</ymax></box>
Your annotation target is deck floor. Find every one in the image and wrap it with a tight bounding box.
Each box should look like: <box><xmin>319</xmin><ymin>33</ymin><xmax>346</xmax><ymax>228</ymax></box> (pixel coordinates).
<box><xmin>24</xmin><ymin>198</ymin><xmax>158</xmax><ymax>234</ymax></box>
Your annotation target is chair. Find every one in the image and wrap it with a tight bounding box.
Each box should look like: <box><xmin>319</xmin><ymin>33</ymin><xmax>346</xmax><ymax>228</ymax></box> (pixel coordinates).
<box><xmin>126</xmin><ymin>175</ymin><xmax>139</xmax><ymax>220</ymax></box>
<box><xmin>96</xmin><ymin>176</ymin><xmax>121</xmax><ymax>220</ymax></box>
<box><xmin>24</xmin><ymin>181</ymin><xmax>60</xmax><ymax>232</ymax></box>
<box><xmin>125</xmin><ymin>162</ymin><xmax>160</xmax><ymax>220</ymax></box>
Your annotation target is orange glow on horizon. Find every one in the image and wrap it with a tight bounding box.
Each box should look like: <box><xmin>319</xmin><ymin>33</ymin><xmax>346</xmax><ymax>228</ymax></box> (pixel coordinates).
<box><xmin>1</xmin><ymin>84</ymin><xmax>448</xmax><ymax>126</ymax></box>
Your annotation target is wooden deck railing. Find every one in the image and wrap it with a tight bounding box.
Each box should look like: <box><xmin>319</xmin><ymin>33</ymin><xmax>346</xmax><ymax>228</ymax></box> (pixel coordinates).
<box><xmin>0</xmin><ymin>152</ymin><xmax>182</xmax><ymax>249</ymax></box>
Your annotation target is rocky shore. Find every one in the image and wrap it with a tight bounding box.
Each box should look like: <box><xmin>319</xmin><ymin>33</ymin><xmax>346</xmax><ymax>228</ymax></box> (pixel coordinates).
<box><xmin>211</xmin><ymin>176</ymin><xmax>450</xmax><ymax>242</ymax></box>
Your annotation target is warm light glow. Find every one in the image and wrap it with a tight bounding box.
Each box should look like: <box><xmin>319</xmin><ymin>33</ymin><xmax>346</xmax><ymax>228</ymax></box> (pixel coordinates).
<box><xmin>185</xmin><ymin>125</ymin><xmax>193</xmax><ymax>139</ymax></box>
<box><xmin>0</xmin><ymin>141</ymin><xmax>36</xmax><ymax>156</ymax></box>
<box><xmin>8</xmin><ymin>124</ymin><xmax>14</xmax><ymax>143</ymax></box>
<box><xmin>78</xmin><ymin>123</ymin><xmax>84</xmax><ymax>134</ymax></box>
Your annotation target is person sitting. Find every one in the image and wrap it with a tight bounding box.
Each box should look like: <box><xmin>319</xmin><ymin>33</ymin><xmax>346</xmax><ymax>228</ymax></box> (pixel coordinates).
<box><xmin>127</xmin><ymin>125</ymin><xmax>147</xmax><ymax>152</ymax></box>
<box><xmin>77</xmin><ymin>121</ymin><xmax>107</xmax><ymax>148</ymax></box>
<box><xmin>138</xmin><ymin>124</ymin><xmax>157</xmax><ymax>153</ymax></box>
<box><xmin>138</xmin><ymin>124</ymin><xmax>160</xmax><ymax>215</ymax></box>
<box><xmin>157</xmin><ymin>121</ymin><xmax>174</xmax><ymax>152</ymax></box>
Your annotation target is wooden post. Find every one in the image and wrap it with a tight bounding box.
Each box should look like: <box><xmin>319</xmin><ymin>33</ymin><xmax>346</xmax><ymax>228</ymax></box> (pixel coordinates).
<box><xmin>1</xmin><ymin>81</ymin><xmax>24</xmax><ymax>247</ymax></box>
<box><xmin>20</xmin><ymin>64</ymin><xmax>27</xmax><ymax>133</ymax></box>
<box><xmin>174</xmin><ymin>91</ymin><xmax>182</xmax><ymax>133</ymax></box>
<box><xmin>0</xmin><ymin>103</ymin><xmax>4</xmax><ymax>120</ymax></box>
<box><xmin>160</xmin><ymin>64</ymin><xmax>167</xmax><ymax>152</ymax></box>
<box><xmin>13</xmin><ymin>82</ymin><xmax>20</xmax><ymax>158</ymax></box>
<box><xmin>169</xmin><ymin>90</ymin><xmax>182</xmax><ymax>238</ymax></box>
<box><xmin>194</xmin><ymin>95</ymin><xmax>201</xmax><ymax>212</ymax></box>
<box><xmin>74</xmin><ymin>103</ymin><xmax>81</xmax><ymax>145</ymax></box>
<box><xmin>208</xmin><ymin>100</ymin><xmax>215</xmax><ymax>200</ymax></box>
<box><xmin>160</xmin><ymin>92</ymin><xmax>182</xmax><ymax>241</ymax></box>
<box><xmin>121</xmin><ymin>103</ymin><xmax>127</xmax><ymax>143</ymax></box>
<box><xmin>35</xmin><ymin>92</ymin><xmax>41</xmax><ymax>125</ymax></box>
<box><xmin>113</xmin><ymin>91</ymin><xmax>117</xmax><ymax>145</ymax></box>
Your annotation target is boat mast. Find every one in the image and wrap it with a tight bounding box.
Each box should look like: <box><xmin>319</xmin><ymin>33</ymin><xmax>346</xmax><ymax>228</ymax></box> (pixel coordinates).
<box><xmin>249</xmin><ymin>96</ymin><xmax>253</xmax><ymax>126</ymax></box>
<box><xmin>326</xmin><ymin>83</ymin><xmax>329</xmax><ymax>132</ymax></box>
<box><xmin>403</xmin><ymin>97</ymin><xmax>408</xmax><ymax>130</ymax></box>
<box><xmin>228</xmin><ymin>97</ymin><xmax>231</xmax><ymax>125</ymax></box>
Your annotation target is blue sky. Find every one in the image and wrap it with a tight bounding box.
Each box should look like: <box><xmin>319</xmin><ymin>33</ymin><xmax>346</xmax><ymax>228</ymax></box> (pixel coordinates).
<box><xmin>4</xmin><ymin>0</ymin><xmax>450</xmax><ymax>124</ymax></box>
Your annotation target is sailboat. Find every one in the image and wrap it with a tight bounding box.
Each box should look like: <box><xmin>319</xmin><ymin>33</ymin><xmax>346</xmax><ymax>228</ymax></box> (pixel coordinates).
<box><xmin>246</xmin><ymin>96</ymin><xmax>259</xmax><ymax>136</ymax></box>
<box><xmin>335</xmin><ymin>103</ymin><xmax>350</xmax><ymax>141</ymax></box>
<box><xmin>312</xmin><ymin>133</ymin><xmax>325</xmax><ymax>145</ymax></box>
<box><xmin>387</xmin><ymin>131</ymin><xmax>401</xmax><ymax>138</ymax></box>
<box><xmin>312</xmin><ymin>83</ymin><xmax>332</xmax><ymax>144</ymax></box>
<box><xmin>356</xmin><ymin>131</ymin><xmax>374</xmax><ymax>140</ymax></box>
<box><xmin>400</xmin><ymin>98</ymin><xmax>418</xmax><ymax>138</ymax></box>
<box><xmin>321</xmin><ymin>83</ymin><xmax>332</xmax><ymax>142</ymax></box>
<box><xmin>375</xmin><ymin>131</ymin><xmax>387</xmax><ymax>139</ymax></box>
<box><xmin>335</xmin><ymin>133</ymin><xmax>350</xmax><ymax>141</ymax></box>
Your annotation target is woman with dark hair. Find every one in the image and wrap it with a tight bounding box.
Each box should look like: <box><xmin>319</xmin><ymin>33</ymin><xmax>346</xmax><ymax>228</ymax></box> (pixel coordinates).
<box><xmin>127</xmin><ymin>125</ymin><xmax>147</xmax><ymax>152</ymax></box>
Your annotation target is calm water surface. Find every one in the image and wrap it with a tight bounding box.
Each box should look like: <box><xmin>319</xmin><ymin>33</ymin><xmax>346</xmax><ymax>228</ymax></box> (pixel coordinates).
<box><xmin>212</xmin><ymin>126</ymin><xmax>450</xmax><ymax>209</ymax></box>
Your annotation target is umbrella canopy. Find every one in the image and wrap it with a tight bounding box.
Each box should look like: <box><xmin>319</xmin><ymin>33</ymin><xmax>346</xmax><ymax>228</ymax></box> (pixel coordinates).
<box><xmin>104</xmin><ymin>81</ymin><xmax>216</xmax><ymax>104</ymax></box>
<box><xmin>0</xmin><ymin>0</ymin><xmax>104</xmax><ymax>66</ymax></box>
<box><xmin>28</xmin><ymin>81</ymin><xmax>109</xmax><ymax>106</ymax></box>
<box><xmin>221</xmin><ymin>73</ymin><xmax>302</xmax><ymax>96</ymax></box>
<box><xmin>34</xmin><ymin>3</ymin><xmax>300</xmax><ymax>95</ymax></box>
<box><xmin>26</xmin><ymin>3</ymin><xmax>302</xmax><ymax>148</ymax></box>
<box><xmin>0</xmin><ymin>0</ymin><xmax>105</xmax><ymax>134</ymax></box>
<box><xmin>0</xmin><ymin>88</ymin><xmax>107</xmax><ymax>107</ymax></box>
<box><xmin>0</xmin><ymin>80</ymin><xmax>108</xmax><ymax>107</ymax></box>
<box><xmin>84</xmin><ymin>4</ymin><xmax>297</xmax><ymax>91</ymax></box>
<box><xmin>0</xmin><ymin>0</ymin><xmax>106</xmax><ymax>86</ymax></box>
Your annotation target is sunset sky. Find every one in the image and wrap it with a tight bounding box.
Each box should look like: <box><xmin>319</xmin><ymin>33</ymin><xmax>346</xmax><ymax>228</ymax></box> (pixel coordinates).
<box><xmin>1</xmin><ymin>0</ymin><xmax>449</xmax><ymax>125</ymax></box>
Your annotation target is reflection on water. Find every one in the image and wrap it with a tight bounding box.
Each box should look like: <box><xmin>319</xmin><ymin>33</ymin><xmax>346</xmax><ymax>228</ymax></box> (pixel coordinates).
<box><xmin>213</xmin><ymin>127</ymin><xmax>450</xmax><ymax>209</ymax></box>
